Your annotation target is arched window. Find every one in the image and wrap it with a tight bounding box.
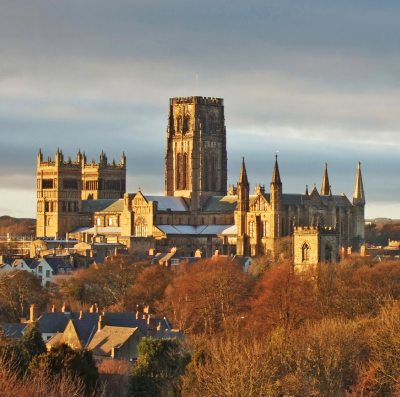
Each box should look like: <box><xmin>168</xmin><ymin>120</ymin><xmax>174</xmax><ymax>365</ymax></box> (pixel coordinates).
<box><xmin>108</xmin><ymin>218</ymin><xmax>113</xmax><ymax>226</ymax></box>
<box><xmin>185</xmin><ymin>115</ymin><xmax>190</xmax><ymax>132</ymax></box>
<box><xmin>263</xmin><ymin>221</ymin><xmax>269</xmax><ymax>237</ymax></box>
<box><xmin>249</xmin><ymin>221</ymin><xmax>254</xmax><ymax>238</ymax></box>
<box><xmin>325</xmin><ymin>244</ymin><xmax>332</xmax><ymax>262</ymax></box>
<box><xmin>97</xmin><ymin>218</ymin><xmax>101</xmax><ymax>226</ymax></box>
<box><xmin>177</xmin><ymin>153</ymin><xmax>182</xmax><ymax>190</ymax></box>
<box><xmin>48</xmin><ymin>218</ymin><xmax>52</xmax><ymax>226</ymax></box>
<box><xmin>179</xmin><ymin>218</ymin><xmax>182</xmax><ymax>225</ymax></box>
<box><xmin>302</xmin><ymin>242</ymin><xmax>310</xmax><ymax>262</ymax></box>
<box><xmin>182</xmin><ymin>153</ymin><xmax>187</xmax><ymax>190</ymax></box>
<box><xmin>201</xmin><ymin>217</ymin><xmax>204</xmax><ymax>225</ymax></box>
<box><xmin>212</xmin><ymin>217</ymin><xmax>216</xmax><ymax>225</ymax></box>
<box><xmin>177</xmin><ymin>116</ymin><xmax>182</xmax><ymax>132</ymax></box>
<box><xmin>135</xmin><ymin>217</ymin><xmax>148</xmax><ymax>237</ymax></box>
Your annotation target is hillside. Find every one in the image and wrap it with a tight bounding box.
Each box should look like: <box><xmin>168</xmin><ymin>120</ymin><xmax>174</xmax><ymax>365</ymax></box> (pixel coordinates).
<box><xmin>365</xmin><ymin>221</ymin><xmax>400</xmax><ymax>246</ymax></box>
<box><xmin>0</xmin><ymin>216</ymin><xmax>36</xmax><ymax>237</ymax></box>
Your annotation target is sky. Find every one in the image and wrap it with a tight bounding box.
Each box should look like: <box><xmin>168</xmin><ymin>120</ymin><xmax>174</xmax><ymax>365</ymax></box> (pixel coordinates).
<box><xmin>0</xmin><ymin>0</ymin><xmax>399</xmax><ymax>219</ymax></box>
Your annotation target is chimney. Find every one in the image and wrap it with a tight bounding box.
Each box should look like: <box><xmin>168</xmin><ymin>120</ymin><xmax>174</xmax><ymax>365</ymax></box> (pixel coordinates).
<box><xmin>214</xmin><ymin>250</ymin><xmax>219</xmax><ymax>257</ymax></box>
<box><xmin>61</xmin><ymin>303</ymin><xmax>71</xmax><ymax>313</ymax></box>
<box><xmin>136</xmin><ymin>311</ymin><xmax>140</xmax><ymax>319</ymax></box>
<box><xmin>143</xmin><ymin>305</ymin><xmax>150</xmax><ymax>314</ymax></box>
<box><xmin>30</xmin><ymin>304</ymin><xmax>40</xmax><ymax>322</ymax></box>
<box><xmin>149</xmin><ymin>248</ymin><xmax>157</xmax><ymax>256</ymax></box>
<box><xmin>51</xmin><ymin>305</ymin><xmax>57</xmax><ymax>313</ymax></box>
<box><xmin>347</xmin><ymin>247</ymin><xmax>352</xmax><ymax>256</ymax></box>
<box><xmin>171</xmin><ymin>247</ymin><xmax>177</xmax><ymax>253</ymax></box>
<box><xmin>90</xmin><ymin>304</ymin><xmax>99</xmax><ymax>313</ymax></box>
<box><xmin>79</xmin><ymin>310</ymin><xmax>83</xmax><ymax>320</ymax></box>
<box><xmin>360</xmin><ymin>245</ymin><xmax>366</xmax><ymax>257</ymax></box>
<box><xmin>98</xmin><ymin>315</ymin><xmax>110</xmax><ymax>331</ymax></box>
<box><xmin>195</xmin><ymin>249</ymin><xmax>202</xmax><ymax>258</ymax></box>
<box><xmin>142</xmin><ymin>314</ymin><xmax>146</xmax><ymax>319</ymax></box>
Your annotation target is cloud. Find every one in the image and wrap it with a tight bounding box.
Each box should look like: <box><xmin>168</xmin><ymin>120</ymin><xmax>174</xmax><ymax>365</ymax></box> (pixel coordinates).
<box><xmin>0</xmin><ymin>0</ymin><xmax>399</xmax><ymax>218</ymax></box>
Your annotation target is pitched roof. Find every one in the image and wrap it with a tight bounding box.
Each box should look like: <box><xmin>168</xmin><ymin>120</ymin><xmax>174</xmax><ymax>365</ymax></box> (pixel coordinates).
<box><xmin>156</xmin><ymin>225</ymin><xmax>236</xmax><ymax>236</ymax></box>
<box><xmin>71</xmin><ymin>320</ymin><xmax>97</xmax><ymax>346</ymax></box>
<box><xmin>38</xmin><ymin>313</ymin><xmax>71</xmax><ymax>334</ymax></box>
<box><xmin>37</xmin><ymin>312</ymin><xmax>152</xmax><ymax>335</ymax></box>
<box><xmin>202</xmin><ymin>196</ymin><xmax>238</xmax><ymax>212</ymax></box>
<box><xmin>69</xmin><ymin>226</ymin><xmax>122</xmax><ymax>235</ymax></box>
<box><xmin>87</xmin><ymin>326</ymin><xmax>143</xmax><ymax>357</ymax></box>
<box><xmin>99</xmin><ymin>199</ymin><xmax>124</xmax><ymax>213</ymax></box>
<box><xmin>80</xmin><ymin>199</ymin><xmax>120</xmax><ymax>213</ymax></box>
<box><xmin>144</xmin><ymin>196</ymin><xmax>190</xmax><ymax>211</ymax></box>
<box><xmin>0</xmin><ymin>323</ymin><xmax>27</xmax><ymax>339</ymax></box>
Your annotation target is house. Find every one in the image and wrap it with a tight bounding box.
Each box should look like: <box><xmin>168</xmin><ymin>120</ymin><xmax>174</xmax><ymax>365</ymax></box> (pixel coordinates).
<box><xmin>152</xmin><ymin>247</ymin><xmax>180</xmax><ymax>267</ymax></box>
<box><xmin>87</xmin><ymin>325</ymin><xmax>145</xmax><ymax>361</ymax></box>
<box><xmin>30</xmin><ymin>257</ymin><xmax>74</xmax><ymax>286</ymax></box>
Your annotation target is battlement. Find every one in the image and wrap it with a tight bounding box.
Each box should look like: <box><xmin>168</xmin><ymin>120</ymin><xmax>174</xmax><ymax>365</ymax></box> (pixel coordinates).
<box><xmin>294</xmin><ymin>226</ymin><xmax>338</xmax><ymax>234</ymax></box>
<box><xmin>170</xmin><ymin>96</ymin><xmax>223</xmax><ymax>106</ymax></box>
<box><xmin>38</xmin><ymin>149</ymin><xmax>126</xmax><ymax>169</ymax></box>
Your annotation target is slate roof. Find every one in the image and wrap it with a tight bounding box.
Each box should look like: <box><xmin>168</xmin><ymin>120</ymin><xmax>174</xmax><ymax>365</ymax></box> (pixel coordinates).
<box><xmin>80</xmin><ymin>199</ymin><xmax>120</xmax><ymax>213</ymax></box>
<box><xmin>37</xmin><ymin>312</ymin><xmax>151</xmax><ymax>335</ymax></box>
<box><xmin>38</xmin><ymin>313</ymin><xmax>71</xmax><ymax>334</ymax></box>
<box><xmin>71</xmin><ymin>320</ymin><xmax>97</xmax><ymax>346</ymax></box>
<box><xmin>202</xmin><ymin>196</ymin><xmax>238</xmax><ymax>212</ymax></box>
<box><xmin>144</xmin><ymin>196</ymin><xmax>190</xmax><ymax>211</ymax></box>
<box><xmin>0</xmin><ymin>323</ymin><xmax>27</xmax><ymax>339</ymax></box>
<box><xmin>156</xmin><ymin>225</ymin><xmax>236</xmax><ymax>236</ymax></box>
<box><xmin>321</xmin><ymin>194</ymin><xmax>353</xmax><ymax>207</ymax></box>
<box><xmin>99</xmin><ymin>199</ymin><xmax>124</xmax><ymax>213</ymax></box>
<box><xmin>69</xmin><ymin>226</ymin><xmax>122</xmax><ymax>235</ymax></box>
<box><xmin>87</xmin><ymin>326</ymin><xmax>143</xmax><ymax>357</ymax></box>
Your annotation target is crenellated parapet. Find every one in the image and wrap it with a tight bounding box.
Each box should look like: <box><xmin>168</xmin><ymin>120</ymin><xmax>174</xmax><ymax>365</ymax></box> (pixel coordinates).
<box><xmin>170</xmin><ymin>96</ymin><xmax>224</xmax><ymax>106</ymax></box>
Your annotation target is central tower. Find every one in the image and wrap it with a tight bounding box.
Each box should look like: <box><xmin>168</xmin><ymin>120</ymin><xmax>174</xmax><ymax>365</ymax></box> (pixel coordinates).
<box><xmin>165</xmin><ymin>96</ymin><xmax>227</xmax><ymax>210</ymax></box>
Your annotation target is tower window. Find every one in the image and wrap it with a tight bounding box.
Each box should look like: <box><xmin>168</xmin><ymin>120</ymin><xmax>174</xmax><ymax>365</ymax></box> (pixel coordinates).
<box><xmin>97</xmin><ymin>218</ymin><xmax>101</xmax><ymax>226</ymax></box>
<box><xmin>302</xmin><ymin>242</ymin><xmax>310</xmax><ymax>262</ymax></box>
<box><xmin>42</xmin><ymin>179</ymin><xmax>54</xmax><ymax>189</ymax></box>
<box><xmin>109</xmin><ymin>218</ymin><xmax>113</xmax><ymax>226</ymax></box>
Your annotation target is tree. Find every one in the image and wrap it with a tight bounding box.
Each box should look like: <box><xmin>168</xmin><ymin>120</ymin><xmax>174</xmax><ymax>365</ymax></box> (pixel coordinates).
<box><xmin>17</xmin><ymin>321</ymin><xmax>46</xmax><ymax>363</ymax></box>
<box><xmin>250</xmin><ymin>260</ymin><xmax>317</xmax><ymax>332</ymax></box>
<box><xmin>126</xmin><ymin>265</ymin><xmax>173</xmax><ymax>312</ymax></box>
<box><xmin>30</xmin><ymin>343</ymin><xmax>100</xmax><ymax>397</ymax></box>
<box><xmin>0</xmin><ymin>271</ymin><xmax>47</xmax><ymax>321</ymax></box>
<box><xmin>129</xmin><ymin>338</ymin><xmax>185</xmax><ymax>397</ymax></box>
<box><xmin>165</xmin><ymin>258</ymin><xmax>252</xmax><ymax>335</ymax></box>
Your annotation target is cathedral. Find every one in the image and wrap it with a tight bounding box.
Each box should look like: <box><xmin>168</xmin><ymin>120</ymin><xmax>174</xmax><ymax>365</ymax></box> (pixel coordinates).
<box><xmin>36</xmin><ymin>96</ymin><xmax>365</xmax><ymax>264</ymax></box>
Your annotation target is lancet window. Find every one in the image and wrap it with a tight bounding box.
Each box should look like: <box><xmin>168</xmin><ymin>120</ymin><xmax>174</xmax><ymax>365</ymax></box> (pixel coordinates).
<box><xmin>135</xmin><ymin>217</ymin><xmax>148</xmax><ymax>237</ymax></box>
<box><xmin>302</xmin><ymin>242</ymin><xmax>310</xmax><ymax>262</ymax></box>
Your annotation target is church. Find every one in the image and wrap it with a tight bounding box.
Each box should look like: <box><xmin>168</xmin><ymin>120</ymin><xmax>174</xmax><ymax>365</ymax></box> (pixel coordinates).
<box><xmin>36</xmin><ymin>96</ymin><xmax>365</xmax><ymax>265</ymax></box>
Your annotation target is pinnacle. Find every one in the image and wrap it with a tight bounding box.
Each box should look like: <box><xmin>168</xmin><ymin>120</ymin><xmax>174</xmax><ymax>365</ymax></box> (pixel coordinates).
<box><xmin>353</xmin><ymin>161</ymin><xmax>365</xmax><ymax>204</ymax></box>
<box><xmin>238</xmin><ymin>157</ymin><xmax>249</xmax><ymax>185</ymax></box>
<box><xmin>272</xmin><ymin>155</ymin><xmax>281</xmax><ymax>185</ymax></box>
<box><xmin>320</xmin><ymin>163</ymin><xmax>330</xmax><ymax>195</ymax></box>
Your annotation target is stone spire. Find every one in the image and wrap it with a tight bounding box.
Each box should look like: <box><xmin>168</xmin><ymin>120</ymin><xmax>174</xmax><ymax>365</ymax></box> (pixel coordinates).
<box><xmin>353</xmin><ymin>162</ymin><xmax>365</xmax><ymax>205</ymax></box>
<box><xmin>320</xmin><ymin>163</ymin><xmax>330</xmax><ymax>195</ymax></box>
<box><xmin>237</xmin><ymin>157</ymin><xmax>249</xmax><ymax>213</ymax></box>
<box><xmin>271</xmin><ymin>155</ymin><xmax>281</xmax><ymax>185</ymax></box>
<box><xmin>239</xmin><ymin>157</ymin><xmax>248</xmax><ymax>185</ymax></box>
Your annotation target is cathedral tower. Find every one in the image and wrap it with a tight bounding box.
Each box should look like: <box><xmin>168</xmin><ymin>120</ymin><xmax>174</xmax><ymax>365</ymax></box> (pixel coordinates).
<box><xmin>37</xmin><ymin>149</ymin><xmax>126</xmax><ymax>238</ymax></box>
<box><xmin>165</xmin><ymin>96</ymin><xmax>227</xmax><ymax>210</ymax></box>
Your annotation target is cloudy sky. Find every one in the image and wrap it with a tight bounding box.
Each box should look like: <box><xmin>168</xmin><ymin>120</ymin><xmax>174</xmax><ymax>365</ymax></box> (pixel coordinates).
<box><xmin>0</xmin><ymin>0</ymin><xmax>399</xmax><ymax>219</ymax></box>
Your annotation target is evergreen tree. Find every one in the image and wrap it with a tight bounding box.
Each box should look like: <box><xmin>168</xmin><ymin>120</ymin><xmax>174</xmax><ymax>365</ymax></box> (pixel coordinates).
<box><xmin>29</xmin><ymin>343</ymin><xmax>100</xmax><ymax>397</ymax></box>
<box><xmin>17</xmin><ymin>321</ymin><xmax>46</xmax><ymax>362</ymax></box>
<box><xmin>129</xmin><ymin>338</ymin><xmax>186</xmax><ymax>397</ymax></box>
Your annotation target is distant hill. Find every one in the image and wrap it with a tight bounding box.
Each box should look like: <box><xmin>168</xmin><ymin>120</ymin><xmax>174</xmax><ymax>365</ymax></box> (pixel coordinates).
<box><xmin>0</xmin><ymin>216</ymin><xmax>36</xmax><ymax>237</ymax></box>
<box><xmin>365</xmin><ymin>221</ymin><xmax>400</xmax><ymax>247</ymax></box>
